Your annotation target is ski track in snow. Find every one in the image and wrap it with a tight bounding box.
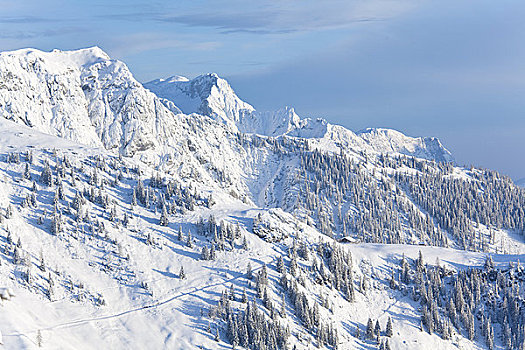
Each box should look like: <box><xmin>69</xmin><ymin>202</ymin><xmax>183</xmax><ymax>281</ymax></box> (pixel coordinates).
<box><xmin>5</xmin><ymin>259</ymin><xmax>273</xmax><ymax>339</ymax></box>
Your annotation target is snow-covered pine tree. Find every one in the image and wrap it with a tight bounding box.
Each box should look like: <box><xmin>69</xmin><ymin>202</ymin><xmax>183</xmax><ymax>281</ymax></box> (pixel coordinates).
<box><xmin>159</xmin><ymin>204</ymin><xmax>169</xmax><ymax>226</ymax></box>
<box><xmin>246</xmin><ymin>262</ymin><xmax>253</xmax><ymax>280</ymax></box>
<box><xmin>201</xmin><ymin>245</ymin><xmax>210</xmax><ymax>260</ymax></box>
<box><xmin>386</xmin><ymin>317</ymin><xmax>393</xmax><ymax>337</ymax></box>
<box><xmin>366</xmin><ymin>318</ymin><xmax>374</xmax><ymax>339</ymax></box>
<box><xmin>186</xmin><ymin>231</ymin><xmax>193</xmax><ymax>248</ymax></box>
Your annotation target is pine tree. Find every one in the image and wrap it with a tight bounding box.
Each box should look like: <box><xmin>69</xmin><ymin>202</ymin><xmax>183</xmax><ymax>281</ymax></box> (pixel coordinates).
<box><xmin>179</xmin><ymin>266</ymin><xmax>186</xmax><ymax>280</ymax></box>
<box><xmin>280</xmin><ymin>293</ymin><xmax>286</xmax><ymax>317</ymax></box>
<box><xmin>277</xmin><ymin>256</ymin><xmax>285</xmax><ymax>274</ymax></box>
<box><xmin>23</xmin><ymin>163</ymin><xmax>31</xmax><ymax>180</ymax></box>
<box><xmin>186</xmin><ymin>231</ymin><xmax>193</xmax><ymax>248</ymax></box>
<box><xmin>51</xmin><ymin>214</ymin><xmax>62</xmax><ymax>235</ymax></box>
<box><xmin>11</xmin><ymin>241</ymin><xmax>20</xmax><ymax>264</ymax></box>
<box><xmin>366</xmin><ymin>318</ymin><xmax>374</xmax><ymax>339</ymax></box>
<box><xmin>347</xmin><ymin>280</ymin><xmax>355</xmax><ymax>302</ymax></box>
<box><xmin>40</xmin><ymin>163</ymin><xmax>53</xmax><ymax>186</ymax></box>
<box><xmin>146</xmin><ymin>232</ymin><xmax>154</xmax><ymax>245</ymax></box>
<box><xmin>25</xmin><ymin>267</ymin><xmax>33</xmax><ymax>285</ymax></box>
<box><xmin>386</xmin><ymin>317</ymin><xmax>393</xmax><ymax>337</ymax></box>
<box><xmin>36</xmin><ymin>330</ymin><xmax>43</xmax><ymax>347</ymax></box>
<box><xmin>39</xmin><ymin>251</ymin><xmax>46</xmax><ymax>272</ymax></box>
<box><xmin>229</xmin><ymin>284</ymin><xmax>235</xmax><ymax>301</ymax></box>
<box><xmin>159</xmin><ymin>204</ymin><xmax>169</xmax><ymax>226</ymax></box>
<box><xmin>259</xmin><ymin>264</ymin><xmax>268</xmax><ymax>285</ymax></box>
<box><xmin>375</xmin><ymin>320</ymin><xmax>381</xmax><ymax>337</ymax></box>
<box><xmin>241</xmin><ymin>288</ymin><xmax>248</xmax><ymax>303</ymax></box>
<box><xmin>131</xmin><ymin>188</ymin><xmax>137</xmax><ymax>206</ymax></box>
<box><xmin>6</xmin><ymin>204</ymin><xmax>13</xmax><ymax>219</ymax></box>
<box><xmin>355</xmin><ymin>326</ymin><xmax>361</xmax><ymax>339</ymax></box>
<box><xmin>246</xmin><ymin>262</ymin><xmax>253</xmax><ymax>280</ymax></box>
<box><xmin>46</xmin><ymin>274</ymin><xmax>55</xmax><ymax>301</ymax></box>
<box><xmin>201</xmin><ymin>245</ymin><xmax>210</xmax><ymax>260</ymax></box>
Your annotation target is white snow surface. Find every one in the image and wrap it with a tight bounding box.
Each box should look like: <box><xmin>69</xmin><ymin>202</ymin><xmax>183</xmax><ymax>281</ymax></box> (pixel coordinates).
<box><xmin>0</xmin><ymin>47</ymin><xmax>517</xmax><ymax>350</ymax></box>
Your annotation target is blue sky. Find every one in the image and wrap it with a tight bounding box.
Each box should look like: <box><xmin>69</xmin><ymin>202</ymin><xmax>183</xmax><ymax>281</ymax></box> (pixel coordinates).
<box><xmin>1</xmin><ymin>0</ymin><xmax>524</xmax><ymax>179</ymax></box>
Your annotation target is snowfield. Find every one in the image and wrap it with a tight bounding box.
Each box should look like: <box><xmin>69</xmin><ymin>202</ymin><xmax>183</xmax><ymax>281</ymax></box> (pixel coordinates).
<box><xmin>0</xmin><ymin>47</ymin><xmax>523</xmax><ymax>350</ymax></box>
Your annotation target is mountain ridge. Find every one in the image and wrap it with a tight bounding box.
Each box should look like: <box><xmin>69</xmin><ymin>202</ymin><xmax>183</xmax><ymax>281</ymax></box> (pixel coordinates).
<box><xmin>144</xmin><ymin>71</ymin><xmax>453</xmax><ymax>162</ymax></box>
<box><xmin>0</xmin><ymin>46</ymin><xmax>453</xmax><ymax>164</ymax></box>
<box><xmin>0</xmin><ymin>46</ymin><xmax>525</xmax><ymax>350</ymax></box>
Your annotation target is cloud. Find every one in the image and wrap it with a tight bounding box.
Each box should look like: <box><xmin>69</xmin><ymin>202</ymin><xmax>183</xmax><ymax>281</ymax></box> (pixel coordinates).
<box><xmin>158</xmin><ymin>9</ymin><xmax>389</xmax><ymax>34</ymax></box>
<box><xmin>105</xmin><ymin>32</ymin><xmax>222</xmax><ymax>57</ymax></box>
<box><xmin>0</xmin><ymin>27</ymin><xmax>84</xmax><ymax>40</ymax></box>
<box><xmin>0</xmin><ymin>16</ymin><xmax>54</xmax><ymax>24</ymax></box>
<box><xmin>186</xmin><ymin>60</ymin><xmax>264</xmax><ymax>67</ymax></box>
<box><xmin>100</xmin><ymin>0</ymin><xmax>413</xmax><ymax>35</ymax></box>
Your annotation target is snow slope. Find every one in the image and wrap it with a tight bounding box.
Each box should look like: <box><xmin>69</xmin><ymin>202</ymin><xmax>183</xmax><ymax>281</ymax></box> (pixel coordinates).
<box><xmin>0</xmin><ymin>122</ymin><xmax>504</xmax><ymax>348</ymax></box>
<box><xmin>0</xmin><ymin>47</ymin><xmax>523</xmax><ymax>350</ymax></box>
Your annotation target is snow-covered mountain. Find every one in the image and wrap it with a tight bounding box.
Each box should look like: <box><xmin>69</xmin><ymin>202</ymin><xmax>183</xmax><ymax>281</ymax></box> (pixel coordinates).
<box><xmin>144</xmin><ymin>72</ymin><xmax>453</xmax><ymax>162</ymax></box>
<box><xmin>0</xmin><ymin>47</ymin><xmax>214</xmax><ymax>158</ymax></box>
<box><xmin>0</xmin><ymin>47</ymin><xmax>523</xmax><ymax>350</ymax></box>
<box><xmin>0</xmin><ymin>46</ymin><xmax>457</xmax><ymax>206</ymax></box>
<box><xmin>0</xmin><ymin>46</ymin><xmax>451</xmax><ymax>168</ymax></box>
<box><xmin>145</xmin><ymin>73</ymin><xmax>254</xmax><ymax>131</ymax></box>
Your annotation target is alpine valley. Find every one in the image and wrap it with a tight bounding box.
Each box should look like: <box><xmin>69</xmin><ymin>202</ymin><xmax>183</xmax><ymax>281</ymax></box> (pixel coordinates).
<box><xmin>0</xmin><ymin>47</ymin><xmax>524</xmax><ymax>350</ymax></box>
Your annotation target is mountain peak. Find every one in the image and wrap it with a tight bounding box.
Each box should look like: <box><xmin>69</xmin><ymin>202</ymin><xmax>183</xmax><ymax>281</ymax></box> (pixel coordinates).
<box><xmin>357</xmin><ymin>127</ymin><xmax>454</xmax><ymax>162</ymax></box>
<box><xmin>1</xmin><ymin>46</ymin><xmax>111</xmax><ymax>66</ymax></box>
<box><xmin>145</xmin><ymin>72</ymin><xmax>254</xmax><ymax>130</ymax></box>
<box><xmin>166</xmin><ymin>75</ymin><xmax>190</xmax><ymax>83</ymax></box>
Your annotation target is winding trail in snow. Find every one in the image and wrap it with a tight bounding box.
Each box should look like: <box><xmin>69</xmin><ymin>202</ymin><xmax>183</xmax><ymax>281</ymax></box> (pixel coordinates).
<box><xmin>4</xmin><ymin>258</ymin><xmax>273</xmax><ymax>338</ymax></box>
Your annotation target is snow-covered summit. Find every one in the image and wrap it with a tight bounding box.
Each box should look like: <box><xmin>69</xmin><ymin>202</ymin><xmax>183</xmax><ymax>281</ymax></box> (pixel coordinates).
<box><xmin>2</xmin><ymin>46</ymin><xmax>110</xmax><ymax>66</ymax></box>
<box><xmin>145</xmin><ymin>72</ymin><xmax>255</xmax><ymax>131</ymax></box>
<box><xmin>145</xmin><ymin>72</ymin><xmax>453</xmax><ymax>161</ymax></box>
<box><xmin>357</xmin><ymin>128</ymin><xmax>454</xmax><ymax>163</ymax></box>
<box><xmin>0</xmin><ymin>46</ymin><xmax>181</xmax><ymax>155</ymax></box>
<box><xmin>145</xmin><ymin>74</ymin><xmax>323</xmax><ymax>138</ymax></box>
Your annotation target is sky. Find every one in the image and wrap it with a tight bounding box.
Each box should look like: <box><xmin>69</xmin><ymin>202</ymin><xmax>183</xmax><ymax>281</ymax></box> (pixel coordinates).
<box><xmin>0</xmin><ymin>0</ymin><xmax>524</xmax><ymax>179</ymax></box>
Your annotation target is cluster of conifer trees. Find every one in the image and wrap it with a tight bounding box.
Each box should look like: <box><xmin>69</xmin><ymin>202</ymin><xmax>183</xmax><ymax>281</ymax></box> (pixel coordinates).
<box><xmin>291</xmin><ymin>148</ymin><xmax>525</xmax><ymax>251</ymax></box>
<box><xmin>395</xmin><ymin>252</ymin><xmax>525</xmax><ymax>349</ymax></box>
